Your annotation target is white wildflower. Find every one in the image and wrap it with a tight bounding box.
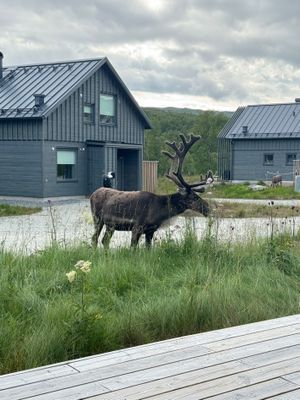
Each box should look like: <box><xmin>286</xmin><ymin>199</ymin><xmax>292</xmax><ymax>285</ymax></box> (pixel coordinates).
<box><xmin>75</xmin><ymin>260</ymin><xmax>92</xmax><ymax>273</ymax></box>
<box><xmin>80</xmin><ymin>261</ymin><xmax>91</xmax><ymax>273</ymax></box>
<box><xmin>66</xmin><ymin>270</ymin><xmax>76</xmax><ymax>283</ymax></box>
<box><xmin>75</xmin><ymin>260</ymin><xmax>85</xmax><ymax>269</ymax></box>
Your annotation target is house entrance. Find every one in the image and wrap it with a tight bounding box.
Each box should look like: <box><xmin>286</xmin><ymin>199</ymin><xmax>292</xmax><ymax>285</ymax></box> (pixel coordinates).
<box><xmin>87</xmin><ymin>144</ymin><xmax>104</xmax><ymax>195</ymax></box>
<box><xmin>117</xmin><ymin>149</ymin><xmax>139</xmax><ymax>191</ymax></box>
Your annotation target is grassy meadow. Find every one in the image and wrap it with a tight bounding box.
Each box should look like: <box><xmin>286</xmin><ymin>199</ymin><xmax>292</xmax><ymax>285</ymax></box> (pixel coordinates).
<box><xmin>156</xmin><ymin>176</ymin><xmax>300</xmax><ymax>200</ymax></box>
<box><xmin>210</xmin><ymin>182</ymin><xmax>300</xmax><ymax>200</ymax></box>
<box><xmin>0</xmin><ymin>229</ymin><xmax>299</xmax><ymax>374</ymax></box>
<box><xmin>1</xmin><ymin>179</ymin><xmax>300</xmax><ymax>374</ymax></box>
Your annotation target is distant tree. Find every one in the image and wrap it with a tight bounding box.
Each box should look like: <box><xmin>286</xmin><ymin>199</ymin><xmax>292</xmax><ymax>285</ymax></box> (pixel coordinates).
<box><xmin>143</xmin><ymin>108</ymin><xmax>229</xmax><ymax>176</ymax></box>
<box><xmin>191</xmin><ymin>111</ymin><xmax>229</xmax><ymax>175</ymax></box>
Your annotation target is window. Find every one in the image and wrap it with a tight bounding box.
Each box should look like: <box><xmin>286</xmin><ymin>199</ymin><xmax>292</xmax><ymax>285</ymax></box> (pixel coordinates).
<box><xmin>264</xmin><ymin>153</ymin><xmax>274</xmax><ymax>165</ymax></box>
<box><xmin>57</xmin><ymin>150</ymin><xmax>77</xmax><ymax>180</ymax></box>
<box><xmin>286</xmin><ymin>153</ymin><xmax>296</xmax><ymax>165</ymax></box>
<box><xmin>83</xmin><ymin>104</ymin><xmax>94</xmax><ymax>124</ymax></box>
<box><xmin>100</xmin><ymin>94</ymin><xmax>116</xmax><ymax>124</ymax></box>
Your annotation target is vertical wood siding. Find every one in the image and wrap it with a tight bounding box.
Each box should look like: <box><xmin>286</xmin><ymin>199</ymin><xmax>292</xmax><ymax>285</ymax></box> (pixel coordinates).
<box><xmin>106</xmin><ymin>146</ymin><xmax>117</xmax><ymax>174</ymax></box>
<box><xmin>217</xmin><ymin>137</ymin><xmax>232</xmax><ymax>180</ymax></box>
<box><xmin>0</xmin><ymin>119</ymin><xmax>42</xmax><ymax>141</ymax></box>
<box><xmin>142</xmin><ymin>161</ymin><xmax>158</xmax><ymax>192</ymax></box>
<box><xmin>45</xmin><ymin>64</ymin><xmax>145</xmax><ymax>145</ymax></box>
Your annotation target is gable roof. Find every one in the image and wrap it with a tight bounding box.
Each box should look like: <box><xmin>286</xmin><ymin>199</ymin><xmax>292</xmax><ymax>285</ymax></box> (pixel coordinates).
<box><xmin>0</xmin><ymin>57</ymin><xmax>152</xmax><ymax>128</ymax></box>
<box><xmin>219</xmin><ymin>102</ymin><xmax>300</xmax><ymax>139</ymax></box>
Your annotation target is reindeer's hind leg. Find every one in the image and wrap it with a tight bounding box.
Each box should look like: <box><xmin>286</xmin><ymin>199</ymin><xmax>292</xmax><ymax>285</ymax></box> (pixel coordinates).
<box><xmin>102</xmin><ymin>226</ymin><xmax>115</xmax><ymax>248</ymax></box>
<box><xmin>145</xmin><ymin>230</ymin><xmax>155</xmax><ymax>248</ymax></box>
<box><xmin>92</xmin><ymin>216</ymin><xmax>104</xmax><ymax>247</ymax></box>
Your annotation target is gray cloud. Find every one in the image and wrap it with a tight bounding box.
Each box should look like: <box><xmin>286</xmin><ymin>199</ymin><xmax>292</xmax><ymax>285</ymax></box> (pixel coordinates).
<box><xmin>1</xmin><ymin>0</ymin><xmax>300</xmax><ymax>108</ymax></box>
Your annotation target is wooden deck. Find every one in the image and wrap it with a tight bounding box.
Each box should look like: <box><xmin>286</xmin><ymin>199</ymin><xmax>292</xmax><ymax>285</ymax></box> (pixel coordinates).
<box><xmin>0</xmin><ymin>315</ymin><xmax>299</xmax><ymax>400</ymax></box>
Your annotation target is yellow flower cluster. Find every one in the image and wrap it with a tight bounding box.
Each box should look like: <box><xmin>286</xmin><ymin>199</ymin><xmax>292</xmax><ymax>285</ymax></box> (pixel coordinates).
<box><xmin>66</xmin><ymin>260</ymin><xmax>92</xmax><ymax>282</ymax></box>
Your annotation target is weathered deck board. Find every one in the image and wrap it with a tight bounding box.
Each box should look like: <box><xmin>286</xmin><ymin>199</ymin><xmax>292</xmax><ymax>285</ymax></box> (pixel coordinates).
<box><xmin>0</xmin><ymin>314</ymin><xmax>299</xmax><ymax>400</ymax></box>
<box><xmin>272</xmin><ymin>390</ymin><xmax>300</xmax><ymax>399</ymax></box>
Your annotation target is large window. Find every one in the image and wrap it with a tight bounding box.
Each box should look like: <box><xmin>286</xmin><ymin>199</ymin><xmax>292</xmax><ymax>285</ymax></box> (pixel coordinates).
<box><xmin>286</xmin><ymin>153</ymin><xmax>296</xmax><ymax>165</ymax></box>
<box><xmin>100</xmin><ymin>94</ymin><xmax>116</xmax><ymax>124</ymax></box>
<box><xmin>57</xmin><ymin>149</ymin><xmax>77</xmax><ymax>180</ymax></box>
<box><xmin>264</xmin><ymin>153</ymin><xmax>274</xmax><ymax>165</ymax></box>
<box><xmin>83</xmin><ymin>104</ymin><xmax>94</xmax><ymax>124</ymax></box>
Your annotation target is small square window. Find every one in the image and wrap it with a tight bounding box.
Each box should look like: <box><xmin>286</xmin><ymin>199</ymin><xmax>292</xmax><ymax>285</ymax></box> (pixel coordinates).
<box><xmin>100</xmin><ymin>94</ymin><xmax>116</xmax><ymax>124</ymax></box>
<box><xmin>286</xmin><ymin>153</ymin><xmax>296</xmax><ymax>165</ymax></box>
<box><xmin>83</xmin><ymin>104</ymin><xmax>94</xmax><ymax>124</ymax></box>
<box><xmin>57</xmin><ymin>149</ymin><xmax>77</xmax><ymax>180</ymax></box>
<box><xmin>264</xmin><ymin>154</ymin><xmax>274</xmax><ymax>165</ymax></box>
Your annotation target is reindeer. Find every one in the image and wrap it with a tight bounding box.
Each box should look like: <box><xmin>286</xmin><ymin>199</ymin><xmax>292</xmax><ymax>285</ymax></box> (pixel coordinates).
<box><xmin>90</xmin><ymin>134</ymin><xmax>210</xmax><ymax>248</ymax></box>
<box><xmin>271</xmin><ymin>174</ymin><xmax>282</xmax><ymax>187</ymax></box>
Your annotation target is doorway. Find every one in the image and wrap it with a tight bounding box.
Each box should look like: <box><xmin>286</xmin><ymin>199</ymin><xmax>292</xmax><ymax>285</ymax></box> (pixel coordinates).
<box><xmin>117</xmin><ymin>149</ymin><xmax>139</xmax><ymax>191</ymax></box>
<box><xmin>87</xmin><ymin>144</ymin><xmax>104</xmax><ymax>194</ymax></box>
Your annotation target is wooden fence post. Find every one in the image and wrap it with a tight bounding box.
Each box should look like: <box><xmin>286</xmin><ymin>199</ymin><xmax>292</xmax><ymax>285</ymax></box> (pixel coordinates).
<box><xmin>143</xmin><ymin>161</ymin><xmax>158</xmax><ymax>192</ymax></box>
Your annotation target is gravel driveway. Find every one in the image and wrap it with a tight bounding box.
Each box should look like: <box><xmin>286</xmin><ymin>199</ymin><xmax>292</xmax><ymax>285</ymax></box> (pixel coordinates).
<box><xmin>0</xmin><ymin>199</ymin><xmax>299</xmax><ymax>253</ymax></box>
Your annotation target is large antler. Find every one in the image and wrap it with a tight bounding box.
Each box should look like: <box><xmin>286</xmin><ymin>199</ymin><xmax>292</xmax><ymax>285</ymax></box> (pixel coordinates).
<box><xmin>162</xmin><ymin>134</ymin><xmax>207</xmax><ymax>191</ymax></box>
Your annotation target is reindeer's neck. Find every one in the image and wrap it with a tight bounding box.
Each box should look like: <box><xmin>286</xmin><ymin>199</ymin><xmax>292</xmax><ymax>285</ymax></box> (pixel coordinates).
<box><xmin>161</xmin><ymin>192</ymin><xmax>187</xmax><ymax>219</ymax></box>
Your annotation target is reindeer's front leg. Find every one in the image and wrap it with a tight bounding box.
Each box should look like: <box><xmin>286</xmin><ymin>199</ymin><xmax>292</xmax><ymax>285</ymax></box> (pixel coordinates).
<box><xmin>131</xmin><ymin>226</ymin><xmax>143</xmax><ymax>248</ymax></box>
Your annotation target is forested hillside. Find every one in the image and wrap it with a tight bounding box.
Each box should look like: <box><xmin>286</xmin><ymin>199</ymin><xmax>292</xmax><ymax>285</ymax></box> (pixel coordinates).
<box><xmin>143</xmin><ymin>107</ymin><xmax>230</xmax><ymax>176</ymax></box>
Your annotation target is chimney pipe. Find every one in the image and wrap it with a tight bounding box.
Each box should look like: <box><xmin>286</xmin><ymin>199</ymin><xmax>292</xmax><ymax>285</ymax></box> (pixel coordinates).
<box><xmin>33</xmin><ymin>93</ymin><xmax>45</xmax><ymax>108</ymax></box>
<box><xmin>295</xmin><ymin>98</ymin><xmax>300</xmax><ymax>103</ymax></box>
<box><xmin>0</xmin><ymin>52</ymin><xmax>3</xmax><ymax>80</ymax></box>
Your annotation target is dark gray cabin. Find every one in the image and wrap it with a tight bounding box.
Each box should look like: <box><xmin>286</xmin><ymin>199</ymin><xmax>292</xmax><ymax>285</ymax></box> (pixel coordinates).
<box><xmin>0</xmin><ymin>52</ymin><xmax>152</xmax><ymax>197</ymax></box>
<box><xmin>218</xmin><ymin>99</ymin><xmax>300</xmax><ymax>182</ymax></box>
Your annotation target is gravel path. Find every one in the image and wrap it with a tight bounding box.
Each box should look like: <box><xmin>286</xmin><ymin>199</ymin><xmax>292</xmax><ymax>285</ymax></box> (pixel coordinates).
<box><xmin>0</xmin><ymin>198</ymin><xmax>299</xmax><ymax>253</ymax></box>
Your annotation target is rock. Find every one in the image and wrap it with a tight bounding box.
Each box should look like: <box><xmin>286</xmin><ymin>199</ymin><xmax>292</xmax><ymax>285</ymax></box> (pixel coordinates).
<box><xmin>248</xmin><ymin>185</ymin><xmax>267</xmax><ymax>192</ymax></box>
<box><xmin>248</xmin><ymin>184</ymin><xmax>266</xmax><ymax>191</ymax></box>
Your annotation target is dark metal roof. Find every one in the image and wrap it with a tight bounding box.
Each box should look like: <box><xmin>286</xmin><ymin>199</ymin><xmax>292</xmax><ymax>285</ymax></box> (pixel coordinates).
<box><xmin>219</xmin><ymin>102</ymin><xmax>300</xmax><ymax>139</ymax></box>
<box><xmin>0</xmin><ymin>57</ymin><xmax>152</xmax><ymax>128</ymax></box>
<box><xmin>0</xmin><ymin>58</ymin><xmax>102</xmax><ymax>119</ymax></box>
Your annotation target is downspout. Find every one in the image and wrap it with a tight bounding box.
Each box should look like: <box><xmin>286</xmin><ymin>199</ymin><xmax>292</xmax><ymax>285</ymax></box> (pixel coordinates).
<box><xmin>230</xmin><ymin>139</ymin><xmax>235</xmax><ymax>181</ymax></box>
<box><xmin>0</xmin><ymin>52</ymin><xmax>4</xmax><ymax>80</ymax></box>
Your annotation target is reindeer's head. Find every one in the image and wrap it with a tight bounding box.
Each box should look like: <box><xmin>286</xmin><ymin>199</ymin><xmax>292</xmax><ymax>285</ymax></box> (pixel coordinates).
<box><xmin>162</xmin><ymin>134</ymin><xmax>211</xmax><ymax>217</ymax></box>
<box><xmin>177</xmin><ymin>187</ymin><xmax>210</xmax><ymax>216</ymax></box>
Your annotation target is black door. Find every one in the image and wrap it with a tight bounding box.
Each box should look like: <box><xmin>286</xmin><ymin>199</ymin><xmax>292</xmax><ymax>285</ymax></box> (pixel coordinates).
<box><xmin>87</xmin><ymin>145</ymin><xmax>104</xmax><ymax>195</ymax></box>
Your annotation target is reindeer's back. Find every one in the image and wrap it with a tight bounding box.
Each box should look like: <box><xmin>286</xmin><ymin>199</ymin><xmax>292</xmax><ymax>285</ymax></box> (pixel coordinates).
<box><xmin>90</xmin><ymin>188</ymin><xmax>157</xmax><ymax>219</ymax></box>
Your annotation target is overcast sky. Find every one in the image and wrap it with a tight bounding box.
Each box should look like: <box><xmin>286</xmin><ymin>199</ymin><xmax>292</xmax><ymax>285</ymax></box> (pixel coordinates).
<box><xmin>1</xmin><ymin>0</ymin><xmax>300</xmax><ymax>111</ymax></box>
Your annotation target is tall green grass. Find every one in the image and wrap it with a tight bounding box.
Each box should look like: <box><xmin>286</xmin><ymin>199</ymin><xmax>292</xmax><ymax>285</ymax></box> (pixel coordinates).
<box><xmin>155</xmin><ymin>177</ymin><xmax>300</xmax><ymax>200</ymax></box>
<box><xmin>0</xmin><ymin>204</ymin><xmax>41</xmax><ymax>217</ymax></box>
<box><xmin>208</xmin><ymin>182</ymin><xmax>300</xmax><ymax>200</ymax></box>
<box><xmin>0</xmin><ymin>232</ymin><xmax>299</xmax><ymax>374</ymax></box>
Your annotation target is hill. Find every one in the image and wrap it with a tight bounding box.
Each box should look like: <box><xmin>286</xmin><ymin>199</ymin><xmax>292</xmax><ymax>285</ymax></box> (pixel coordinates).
<box><xmin>144</xmin><ymin>106</ymin><xmax>233</xmax><ymax>118</ymax></box>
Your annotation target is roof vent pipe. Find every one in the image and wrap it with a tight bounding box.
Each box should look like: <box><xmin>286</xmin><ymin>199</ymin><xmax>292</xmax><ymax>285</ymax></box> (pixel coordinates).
<box><xmin>33</xmin><ymin>93</ymin><xmax>45</xmax><ymax>108</ymax></box>
<box><xmin>0</xmin><ymin>52</ymin><xmax>3</xmax><ymax>80</ymax></box>
<box><xmin>242</xmin><ymin>125</ymin><xmax>248</xmax><ymax>134</ymax></box>
<box><xmin>295</xmin><ymin>98</ymin><xmax>300</xmax><ymax>103</ymax></box>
